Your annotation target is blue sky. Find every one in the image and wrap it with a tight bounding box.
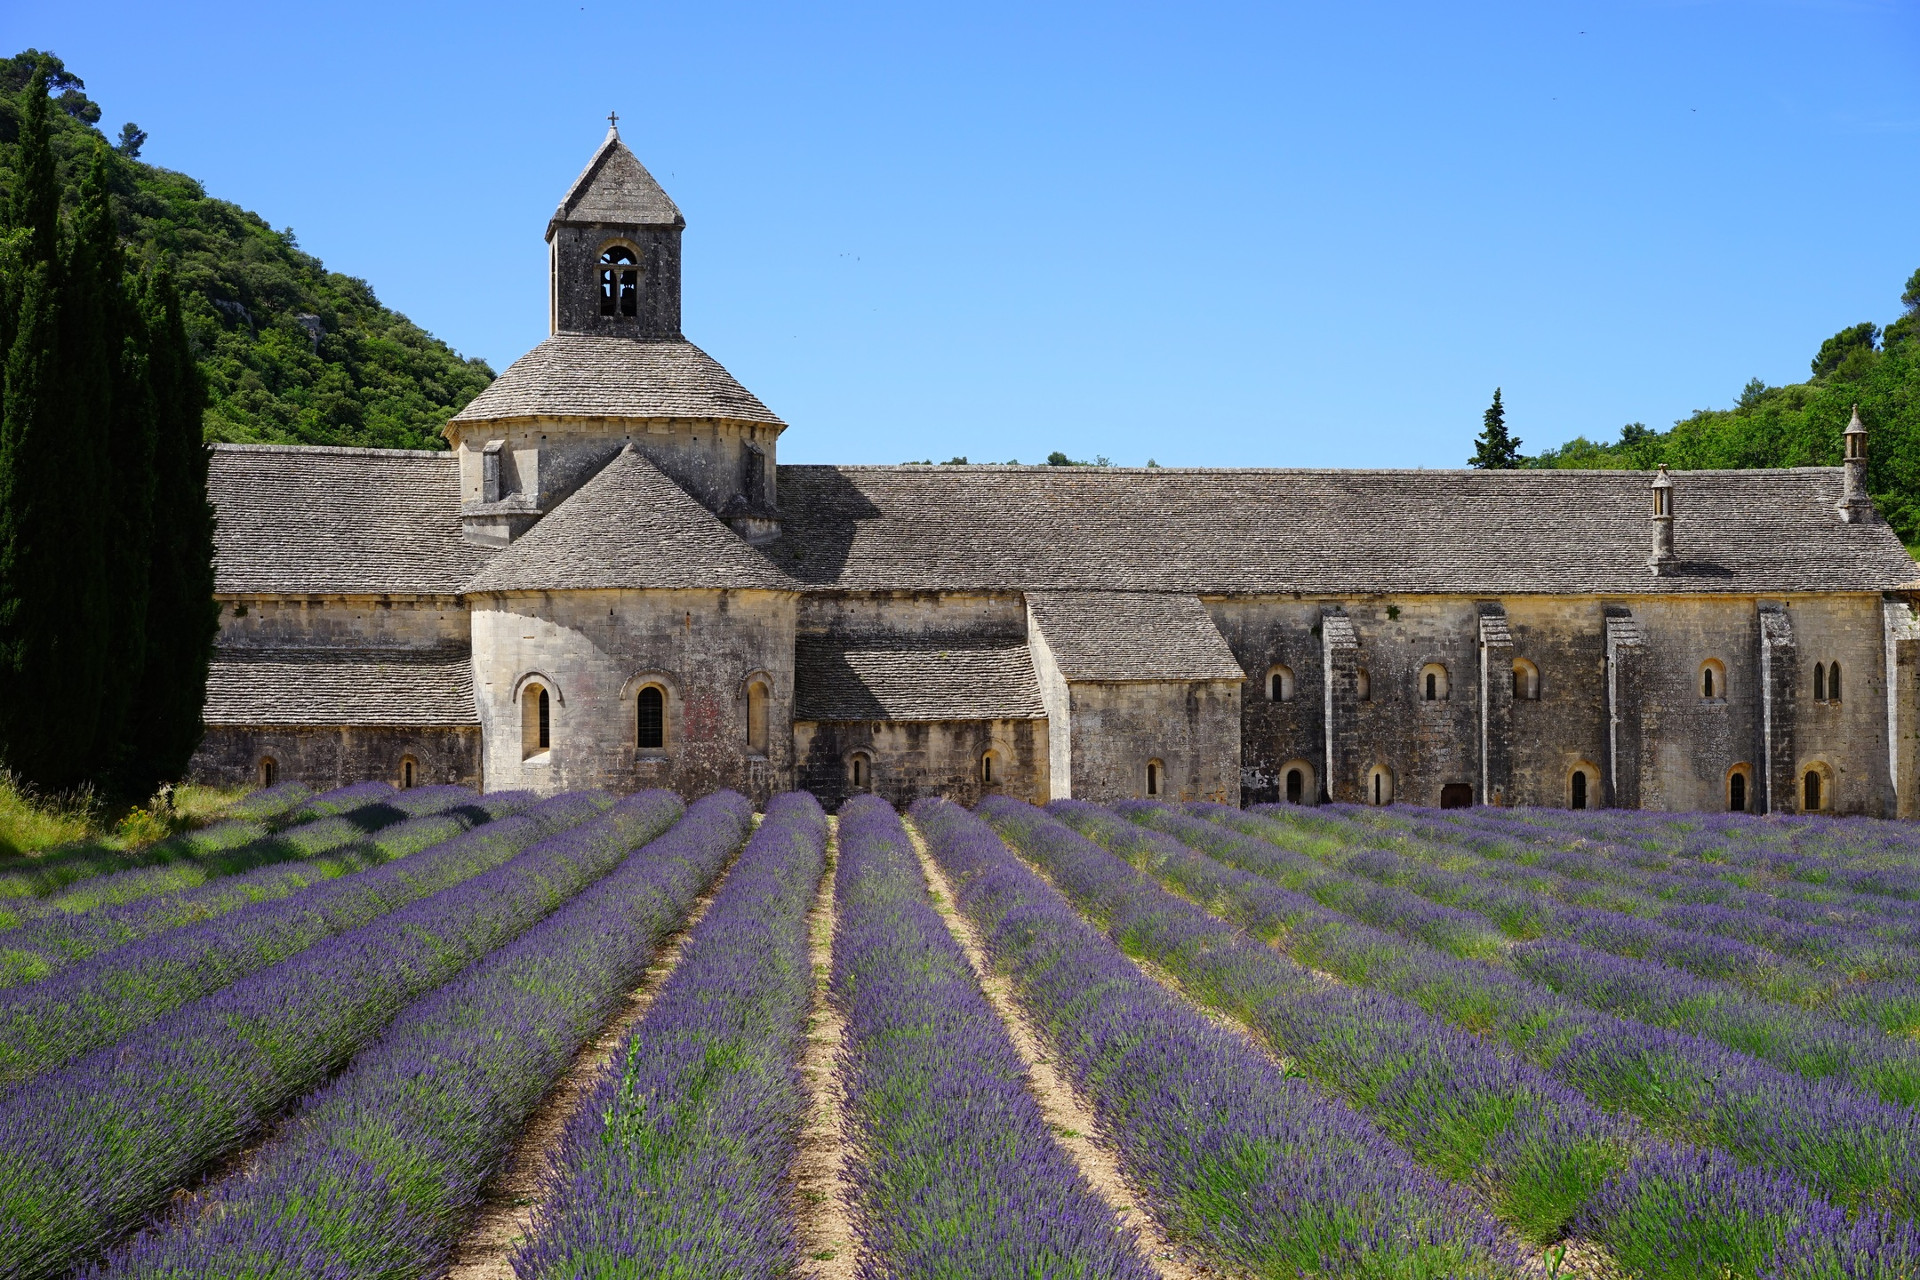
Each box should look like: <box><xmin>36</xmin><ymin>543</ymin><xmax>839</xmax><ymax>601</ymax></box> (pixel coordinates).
<box><xmin>13</xmin><ymin>1</ymin><xmax>1919</xmax><ymax>466</ymax></box>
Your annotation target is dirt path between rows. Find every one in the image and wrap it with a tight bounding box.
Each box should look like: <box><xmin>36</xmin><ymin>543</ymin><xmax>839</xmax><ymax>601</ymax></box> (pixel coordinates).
<box><xmin>905</xmin><ymin>819</ymin><xmax>1216</xmax><ymax>1280</ymax></box>
<box><xmin>791</xmin><ymin>817</ymin><xmax>860</xmax><ymax>1280</ymax></box>
<box><xmin>441</xmin><ymin>837</ymin><xmax>746</xmax><ymax>1279</ymax></box>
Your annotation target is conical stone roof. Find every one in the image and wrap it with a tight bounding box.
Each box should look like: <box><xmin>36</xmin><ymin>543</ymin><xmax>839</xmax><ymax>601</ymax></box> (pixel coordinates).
<box><xmin>549</xmin><ymin>125</ymin><xmax>683</xmax><ymax>232</ymax></box>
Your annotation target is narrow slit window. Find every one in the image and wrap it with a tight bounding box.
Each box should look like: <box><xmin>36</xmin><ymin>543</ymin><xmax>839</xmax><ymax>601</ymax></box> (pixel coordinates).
<box><xmin>1814</xmin><ymin>663</ymin><xmax>1826</xmax><ymax>702</ymax></box>
<box><xmin>258</xmin><ymin>757</ymin><xmax>277</xmax><ymax>787</ymax></box>
<box><xmin>981</xmin><ymin>751</ymin><xmax>996</xmax><ymax>785</ymax></box>
<box><xmin>1729</xmin><ymin>771</ymin><xmax>1747</xmax><ymax>812</ymax></box>
<box><xmin>1286</xmin><ymin>768</ymin><xmax>1303</xmax><ymax>804</ymax></box>
<box><xmin>521</xmin><ymin>683</ymin><xmax>550</xmax><ymax>760</ymax></box>
<box><xmin>746</xmin><ymin>682</ymin><xmax>769</xmax><ymax>753</ymax></box>
<box><xmin>1571</xmin><ymin>770</ymin><xmax>1588</xmax><ymax>810</ymax></box>
<box><xmin>400</xmin><ymin>757</ymin><xmax>417</xmax><ymax>789</ymax></box>
<box><xmin>1146</xmin><ymin>759</ymin><xmax>1163</xmax><ymax>797</ymax></box>
<box><xmin>637</xmin><ymin>686</ymin><xmax>665</xmax><ymax>750</ymax></box>
<box><xmin>1804</xmin><ymin>769</ymin><xmax>1823</xmax><ymax>812</ymax></box>
<box><xmin>1829</xmin><ymin>663</ymin><xmax>1841</xmax><ymax>702</ymax></box>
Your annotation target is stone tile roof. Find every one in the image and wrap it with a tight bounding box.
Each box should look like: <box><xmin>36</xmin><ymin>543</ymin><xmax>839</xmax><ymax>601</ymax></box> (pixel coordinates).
<box><xmin>210</xmin><ymin>445</ymin><xmax>494</xmax><ymax>597</ymax></box>
<box><xmin>1027</xmin><ymin>592</ymin><xmax>1246</xmax><ymax>682</ymax></box>
<box><xmin>794</xmin><ymin>637</ymin><xmax>1046</xmax><ymax>721</ymax></box>
<box><xmin>464</xmin><ymin>447</ymin><xmax>796</xmax><ymax>594</ymax></box>
<box><xmin>205</xmin><ymin>648</ymin><xmax>476</xmax><ymax>726</ymax></box>
<box><xmin>770</xmin><ymin>465</ymin><xmax>1917</xmax><ymax>596</ymax></box>
<box><xmin>552</xmin><ymin>127</ymin><xmax>683</xmax><ymax>229</ymax></box>
<box><xmin>449</xmin><ymin>335</ymin><xmax>784</xmax><ymax>426</ymax></box>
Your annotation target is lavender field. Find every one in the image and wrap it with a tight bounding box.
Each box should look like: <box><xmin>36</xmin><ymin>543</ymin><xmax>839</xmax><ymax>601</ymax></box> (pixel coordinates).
<box><xmin>3</xmin><ymin>790</ymin><xmax>1920</xmax><ymax>1278</ymax></box>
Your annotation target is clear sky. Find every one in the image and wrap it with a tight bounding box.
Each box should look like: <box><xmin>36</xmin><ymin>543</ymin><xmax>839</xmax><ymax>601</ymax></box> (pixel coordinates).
<box><xmin>12</xmin><ymin>1</ymin><xmax>1919</xmax><ymax>466</ymax></box>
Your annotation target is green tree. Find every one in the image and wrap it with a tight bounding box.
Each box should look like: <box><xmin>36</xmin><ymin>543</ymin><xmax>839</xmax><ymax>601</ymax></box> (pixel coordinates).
<box><xmin>1469</xmin><ymin>387</ymin><xmax>1523</xmax><ymax>468</ymax></box>
<box><xmin>0</xmin><ymin>60</ymin><xmax>109</xmax><ymax>790</ymax></box>
<box><xmin>129</xmin><ymin>268</ymin><xmax>215</xmax><ymax>791</ymax></box>
<box><xmin>1811</xmin><ymin>322</ymin><xmax>1878</xmax><ymax>378</ymax></box>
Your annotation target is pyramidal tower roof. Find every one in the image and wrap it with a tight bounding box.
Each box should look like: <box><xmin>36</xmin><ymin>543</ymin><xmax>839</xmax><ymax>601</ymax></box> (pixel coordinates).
<box><xmin>548</xmin><ymin>119</ymin><xmax>683</xmax><ymax>236</ymax></box>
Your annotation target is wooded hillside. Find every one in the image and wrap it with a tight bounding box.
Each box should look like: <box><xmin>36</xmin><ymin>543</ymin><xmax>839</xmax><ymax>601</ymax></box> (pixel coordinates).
<box><xmin>0</xmin><ymin>51</ymin><xmax>491</xmax><ymax>452</ymax></box>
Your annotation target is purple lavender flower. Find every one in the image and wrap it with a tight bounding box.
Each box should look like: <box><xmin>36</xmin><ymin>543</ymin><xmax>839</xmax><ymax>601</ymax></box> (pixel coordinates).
<box><xmin>512</xmin><ymin>791</ymin><xmax>827</xmax><ymax>1279</ymax></box>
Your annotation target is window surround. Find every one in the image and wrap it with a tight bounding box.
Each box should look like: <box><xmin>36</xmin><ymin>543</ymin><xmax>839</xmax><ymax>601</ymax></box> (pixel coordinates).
<box><xmin>1280</xmin><ymin>758</ymin><xmax>1316</xmax><ymax>806</ymax></box>
<box><xmin>1727</xmin><ymin>763</ymin><xmax>1753</xmax><ymax>813</ymax></box>
<box><xmin>1366</xmin><ymin>763</ymin><xmax>1394</xmax><ymax>806</ymax></box>
<box><xmin>1568</xmin><ymin>761</ymin><xmax>1601</xmax><ymax>811</ymax></box>
<box><xmin>1512</xmin><ymin>658</ymin><xmax>1540</xmax><ymax>701</ymax></box>
<box><xmin>620</xmin><ymin>672</ymin><xmax>679</xmax><ymax>756</ymax></box>
<box><xmin>597</xmin><ymin>241</ymin><xmax>641</xmax><ymax>317</ymax></box>
<box><xmin>1419</xmin><ymin>662</ymin><xmax>1449</xmax><ymax>703</ymax></box>
<box><xmin>1146</xmin><ymin>758</ymin><xmax>1165</xmax><ymax>797</ymax></box>
<box><xmin>1699</xmin><ymin>658</ymin><xmax>1728</xmax><ymax>703</ymax></box>
<box><xmin>1267</xmin><ymin>664</ymin><xmax>1295</xmax><ymax>702</ymax></box>
<box><xmin>848</xmin><ymin>750</ymin><xmax>874</xmax><ymax>792</ymax></box>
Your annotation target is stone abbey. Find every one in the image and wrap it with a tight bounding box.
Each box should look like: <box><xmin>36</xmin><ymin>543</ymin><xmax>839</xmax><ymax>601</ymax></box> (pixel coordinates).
<box><xmin>192</xmin><ymin>126</ymin><xmax>1920</xmax><ymax>816</ymax></box>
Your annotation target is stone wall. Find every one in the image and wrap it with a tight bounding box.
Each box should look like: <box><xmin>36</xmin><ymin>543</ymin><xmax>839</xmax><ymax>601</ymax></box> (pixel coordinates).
<box><xmin>549</xmin><ymin>221</ymin><xmax>681</xmax><ymax>339</ymax></box>
<box><xmin>1060</xmin><ymin>680</ymin><xmax>1241</xmax><ymax>803</ymax></box>
<box><xmin>794</xmin><ymin>718</ymin><xmax>1048</xmax><ymax>811</ymax></box>
<box><xmin>216</xmin><ymin>595</ymin><xmax>469</xmax><ymax>649</ymax></box>
<box><xmin>470</xmin><ymin>586</ymin><xmax>796</xmax><ymax>806</ymax></box>
<box><xmin>450</xmin><ymin>417</ymin><xmax>781</xmax><ymax>532</ymax></box>
<box><xmin>192</xmin><ymin>725</ymin><xmax>480</xmax><ymax>790</ymax></box>
<box><xmin>1211</xmin><ymin>592</ymin><xmax>1897</xmax><ymax>815</ymax></box>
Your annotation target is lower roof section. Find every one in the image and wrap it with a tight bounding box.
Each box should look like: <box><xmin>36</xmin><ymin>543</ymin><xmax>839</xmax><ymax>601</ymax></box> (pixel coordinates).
<box><xmin>205</xmin><ymin>648</ymin><xmax>478</xmax><ymax>727</ymax></box>
<box><xmin>794</xmin><ymin>636</ymin><xmax>1046</xmax><ymax>722</ymax></box>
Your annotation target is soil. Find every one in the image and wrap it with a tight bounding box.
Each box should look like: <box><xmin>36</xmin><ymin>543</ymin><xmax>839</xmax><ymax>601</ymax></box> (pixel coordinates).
<box><xmin>790</xmin><ymin>819</ymin><xmax>859</xmax><ymax>1280</ymax></box>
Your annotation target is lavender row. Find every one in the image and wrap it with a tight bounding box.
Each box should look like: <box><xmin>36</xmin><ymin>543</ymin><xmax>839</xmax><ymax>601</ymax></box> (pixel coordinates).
<box><xmin>0</xmin><ymin>784</ymin><xmax>471</xmax><ymax>929</ymax></box>
<box><xmin>828</xmin><ymin>795</ymin><xmax>1154</xmax><ymax>1279</ymax></box>
<box><xmin>0</xmin><ymin>789</ymin><xmax>682</xmax><ymax>1280</ymax></box>
<box><xmin>1466</xmin><ymin>806</ymin><xmax>1920</xmax><ymax>901</ymax></box>
<box><xmin>1199</xmin><ymin>805</ymin><xmax>1920</xmax><ymax>1106</ymax></box>
<box><xmin>0</xmin><ymin>792</ymin><xmax>539</xmax><ymax>990</ymax></box>
<box><xmin>95</xmin><ymin>793</ymin><xmax>754</xmax><ymax>1280</ymax></box>
<box><xmin>1093</xmin><ymin>802</ymin><xmax>1920</xmax><ymax>1225</ymax></box>
<box><xmin>924</xmin><ymin>797</ymin><xmax>1528</xmax><ymax>1277</ymax></box>
<box><xmin>514</xmin><ymin>792</ymin><xmax>827</xmax><ymax>1279</ymax></box>
<box><xmin>1233</xmin><ymin>803</ymin><xmax>1919</xmax><ymax>1037</ymax></box>
<box><xmin>0</xmin><ymin>790</ymin><xmax>612</xmax><ymax>1090</ymax></box>
<box><xmin>0</xmin><ymin>781</ymin><xmax>386</xmax><ymax>903</ymax></box>
<box><xmin>1428</xmin><ymin>809</ymin><xmax>1920</xmax><ymax>940</ymax></box>
<box><xmin>1008</xmin><ymin>799</ymin><xmax>1920</xmax><ymax>1277</ymax></box>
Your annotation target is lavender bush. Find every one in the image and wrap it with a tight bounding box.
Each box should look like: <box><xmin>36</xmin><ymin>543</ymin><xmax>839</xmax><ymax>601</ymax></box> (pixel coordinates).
<box><xmin>513</xmin><ymin>791</ymin><xmax>827</xmax><ymax>1279</ymax></box>
<box><xmin>92</xmin><ymin>793</ymin><xmax>753</xmax><ymax>1280</ymax></box>
<box><xmin>0</xmin><ymin>792</ymin><xmax>539</xmax><ymax>989</ymax></box>
<box><xmin>920</xmin><ymin>796</ymin><xmax>1527</xmax><ymax>1277</ymax></box>
<box><xmin>1086</xmin><ymin>802</ymin><xmax>1920</xmax><ymax>1226</ymax></box>
<box><xmin>988</xmin><ymin>798</ymin><xmax>1920</xmax><ymax>1278</ymax></box>
<box><xmin>1231</xmin><ymin>804</ymin><xmax>1920</xmax><ymax>1038</ymax></box>
<box><xmin>0</xmin><ymin>790</ymin><xmax>614</xmax><ymax>1089</ymax></box>
<box><xmin>0</xmin><ymin>789</ymin><xmax>682</xmax><ymax>1280</ymax></box>
<box><xmin>829</xmin><ymin>795</ymin><xmax>1155</xmax><ymax>1279</ymax></box>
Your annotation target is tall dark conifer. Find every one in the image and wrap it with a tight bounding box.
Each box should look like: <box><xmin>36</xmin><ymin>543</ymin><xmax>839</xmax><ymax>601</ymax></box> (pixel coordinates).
<box><xmin>0</xmin><ymin>61</ymin><xmax>110</xmax><ymax>790</ymax></box>
<box><xmin>75</xmin><ymin>144</ymin><xmax>158</xmax><ymax>789</ymax></box>
<box><xmin>130</xmin><ymin>268</ymin><xmax>215</xmax><ymax>790</ymax></box>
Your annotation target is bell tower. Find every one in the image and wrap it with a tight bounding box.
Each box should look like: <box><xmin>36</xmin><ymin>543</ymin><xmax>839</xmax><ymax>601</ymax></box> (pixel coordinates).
<box><xmin>548</xmin><ymin>115</ymin><xmax>684</xmax><ymax>339</ymax></box>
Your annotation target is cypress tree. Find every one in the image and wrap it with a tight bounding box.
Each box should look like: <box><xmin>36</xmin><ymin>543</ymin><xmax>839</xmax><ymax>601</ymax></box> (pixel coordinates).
<box><xmin>73</xmin><ymin>144</ymin><xmax>159</xmax><ymax>791</ymax></box>
<box><xmin>0</xmin><ymin>62</ymin><xmax>111</xmax><ymax>791</ymax></box>
<box><xmin>1469</xmin><ymin>387</ymin><xmax>1524</xmax><ymax>469</ymax></box>
<box><xmin>129</xmin><ymin>267</ymin><xmax>215</xmax><ymax>790</ymax></box>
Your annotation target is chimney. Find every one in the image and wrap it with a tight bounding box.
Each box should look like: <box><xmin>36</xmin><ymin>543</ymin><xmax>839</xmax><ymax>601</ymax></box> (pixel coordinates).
<box><xmin>1838</xmin><ymin>404</ymin><xmax>1874</xmax><ymax>524</ymax></box>
<box><xmin>1648</xmin><ymin>465</ymin><xmax>1676</xmax><ymax>574</ymax></box>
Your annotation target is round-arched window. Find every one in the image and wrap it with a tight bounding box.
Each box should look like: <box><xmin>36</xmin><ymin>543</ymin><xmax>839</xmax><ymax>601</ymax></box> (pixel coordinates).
<box><xmin>1366</xmin><ymin>764</ymin><xmax>1394</xmax><ymax>806</ymax></box>
<box><xmin>258</xmin><ymin>756</ymin><xmax>278</xmax><ymax>787</ymax></box>
<box><xmin>1700</xmin><ymin>659</ymin><xmax>1728</xmax><ymax>702</ymax></box>
<box><xmin>1512</xmin><ymin>658</ymin><xmax>1540</xmax><ymax>701</ymax></box>
<box><xmin>521</xmin><ymin>683</ymin><xmax>551</xmax><ymax>760</ymax></box>
<box><xmin>637</xmin><ymin>685</ymin><xmax>666</xmax><ymax>751</ymax></box>
<box><xmin>1268</xmin><ymin>664</ymin><xmax>1295</xmax><ymax>702</ymax></box>
<box><xmin>849</xmin><ymin>751</ymin><xmax>874</xmax><ymax>791</ymax></box>
<box><xmin>745</xmin><ymin>681</ymin><xmax>769</xmax><ymax>754</ymax></box>
<box><xmin>599</xmin><ymin>245</ymin><xmax>639</xmax><ymax>317</ymax></box>
<box><xmin>981</xmin><ymin>750</ymin><xmax>1000</xmax><ymax>785</ymax></box>
<box><xmin>1420</xmin><ymin>663</ymin><xmax>1449</xmax><ymax>702</ymax></box>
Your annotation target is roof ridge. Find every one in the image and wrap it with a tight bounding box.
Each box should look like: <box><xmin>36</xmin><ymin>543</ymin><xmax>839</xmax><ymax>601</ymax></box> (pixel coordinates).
<box><xmin>213</xmin><ymin>443</ymin><xmax>456</xmax><ymax>460</ymax></box>
<box><xmin>779</xmin><ymin>463</ymin><xmax>1850</xmax><ymax>478</ymax></box>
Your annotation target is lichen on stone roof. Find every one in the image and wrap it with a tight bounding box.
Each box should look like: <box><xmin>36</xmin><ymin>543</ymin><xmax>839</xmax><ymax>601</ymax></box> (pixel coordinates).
<box><xmin>1027</xmin><ymin>592</ymin><xmax>1245</xmax><ymax>682</ymax></box>
<box><xmin>551</xmin><ymin>126</ymin><xmax>683</xmax><ymax>231</ymax></box>
<box><xmin>209</xmin><ymin>445</ymin><xmax>495</xmax><ymax>597</ymax></box>
<box><xmin>448</xmin><ymin>335</ymin><xmax>784</xmax><ymax>426</ymax></box>
<box><xmin>794</xmin><ymin>637</ymin><xmax>1046</xmax><ymax>721</ymax></box>
<box><xmin>204</xmin><ymin>648</ymin><xmax>477</xmax><ymax>726</ymax></box>
<box><xmin>463</xmin><ymin>447</ymin><xmax>795</xmax><ymax>594</ymax></box>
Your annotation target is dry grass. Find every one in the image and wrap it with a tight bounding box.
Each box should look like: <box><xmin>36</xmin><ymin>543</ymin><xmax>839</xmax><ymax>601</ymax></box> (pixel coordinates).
<box><xmin>0</xmin><ymin>772</ymin><xmax>250</xmax><ymax>862</ymax></box>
